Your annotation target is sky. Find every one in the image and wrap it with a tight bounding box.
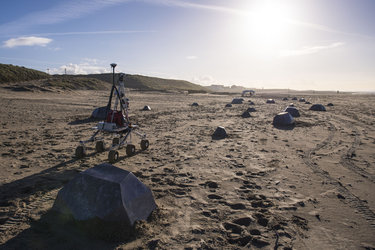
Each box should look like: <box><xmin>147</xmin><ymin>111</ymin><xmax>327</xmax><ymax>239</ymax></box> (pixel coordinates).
<box><xmin>0</xmin><ymin>0</ymin><xmax>374</xmax><ymax>91</ymax></box>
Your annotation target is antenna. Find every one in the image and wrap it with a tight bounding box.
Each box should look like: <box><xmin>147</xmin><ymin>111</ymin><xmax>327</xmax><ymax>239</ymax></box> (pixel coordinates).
<box><xmin>105</xmin><ymin>63</ymin><xmax>118</xmax><ymax>119</ymax></box>
<box><xmin>111</xmin><ymin>63</ymin><xmax>117</xmax><ymax>86</ymax></box>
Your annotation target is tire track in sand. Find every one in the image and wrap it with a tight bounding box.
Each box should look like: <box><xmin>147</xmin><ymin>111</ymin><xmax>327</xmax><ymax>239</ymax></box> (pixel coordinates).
<box><xmin>332</xmin><ymin>117</ymin><xmax>375</xmax><ymax>184</ymax></box>
<box><xmin>303</xmin><ymin>121</ymin><xmax>375</xmax><ymax>229</ymax></box>
<box><xmin>0</xmin><ymin>189</ymin><xmax>58</xmax><ymax>241</ymax></box>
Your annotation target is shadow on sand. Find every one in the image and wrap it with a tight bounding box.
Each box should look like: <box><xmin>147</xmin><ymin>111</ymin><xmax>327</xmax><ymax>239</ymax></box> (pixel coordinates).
<box><xmin>68</xmin><ymin>117</ymin><xmax>98</xmax><ymax>125</ymax></box>
<box><xmin>0</xmin><ymin>153</ymin><xmax>97</xmax><ymax>206</ymax></box>
<box><xmin>0</xmin><ymin>152</ymin><xmax>153</xmax><ymax>249</ymax></box>
<box><xmin>0</xmin><ymin>209</ymin><xmax>136</xmax><ymax>249</ymax></box>
<box><xmin>272</xmin><ymin>124</ymin><xmax>296</xmax><ymax>131</ymax></box>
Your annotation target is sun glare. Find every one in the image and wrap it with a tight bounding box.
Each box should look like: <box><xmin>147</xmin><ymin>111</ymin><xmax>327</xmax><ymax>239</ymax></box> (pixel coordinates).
<box><xmin>241</xmin><ymin>1</ymin><xmax>293</xmax><ymax>52</ymax></box>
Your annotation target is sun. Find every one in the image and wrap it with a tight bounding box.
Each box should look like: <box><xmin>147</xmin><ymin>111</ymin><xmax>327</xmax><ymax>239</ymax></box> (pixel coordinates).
<box><xmin>243</xmin><ymin>1</ymin><xmax>293</xmax><ymax>48</ymax></box>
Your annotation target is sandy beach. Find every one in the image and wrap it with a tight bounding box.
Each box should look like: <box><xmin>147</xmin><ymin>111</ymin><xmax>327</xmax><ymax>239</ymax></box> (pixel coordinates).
<box><xmin>0</xmin><ymin>89</ymin><xmax>374</xmax><ymax>249</ymax></box>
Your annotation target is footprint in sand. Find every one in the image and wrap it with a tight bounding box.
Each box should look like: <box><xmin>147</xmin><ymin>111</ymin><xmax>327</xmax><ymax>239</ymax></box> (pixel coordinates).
<box><xmin>204</xmin><ymin>181</ymin><xmax>219</xmax><ymax>189</ymax></box>
<box><xmin>207</xmin><ymin>194</ymin><xmax>222</xmax><ymax>200</ymax></box>
<box><xmin>232</xmin><ymin>217</ymin><xmax>253</xmax><ymax>227</ymax></box>
<box><xmin>227</xmin><ymin>203</ymin><xmax>246</xmax><ymax>210</ymax></box>
<box><xmin>222</xmin><ymin>222</ymin><xmax>243</xmax><ymax>234</ymax></box>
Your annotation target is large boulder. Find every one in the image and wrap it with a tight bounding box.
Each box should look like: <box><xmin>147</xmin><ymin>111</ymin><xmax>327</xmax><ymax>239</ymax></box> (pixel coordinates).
<box><xmin>309</xmin><ymin>104</ymin><xmax>326</xmax><ymax>111</ymax></box>
<box><xmin>284</xmin><ymin>106</ymin><xmax>300</xmax><ymax>117</ymax></box>
<box><xmin>212</xmin><ymin>126</ymin><xmax>227</xmax><ymax>139</ymax></box>
<box><xmin>231</xmin><ymin>98</ymin><xmax>244</xmax><ymax>104</ymax></box>
<box><xmin>273</xmin><ymin>112</ymin><xmax>295</xmax><ymax>126</ymax></box>
<box><xmin>53</xmin><ymin>163</ymin><xmax>156</xmax><ymax>226</ymax></box>
<box><xmin>91</xmin><ymin>106</ymin><xmax>108</xmax><ymax>120</ymax></box>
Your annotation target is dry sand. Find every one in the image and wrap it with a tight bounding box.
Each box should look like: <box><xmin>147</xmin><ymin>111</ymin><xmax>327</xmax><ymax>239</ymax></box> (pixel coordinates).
<box><xmin>0</xmin><ymin>88</ymin><xmax>374</xmax><ymax>249</ymax></box>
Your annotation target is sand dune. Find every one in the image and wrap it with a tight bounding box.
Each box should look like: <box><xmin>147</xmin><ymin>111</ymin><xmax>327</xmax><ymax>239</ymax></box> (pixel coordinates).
<box><xmin>0</xmin><ymin>89</ymin><xmax>374</xmax><ymax>249</ymax></box>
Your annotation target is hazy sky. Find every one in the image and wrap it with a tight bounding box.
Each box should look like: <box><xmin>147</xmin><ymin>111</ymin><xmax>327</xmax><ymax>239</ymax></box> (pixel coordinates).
<box><xmin>1</xmin><ymin>0</ymin><xmax>374</xmax><ymax>91</ymax></box>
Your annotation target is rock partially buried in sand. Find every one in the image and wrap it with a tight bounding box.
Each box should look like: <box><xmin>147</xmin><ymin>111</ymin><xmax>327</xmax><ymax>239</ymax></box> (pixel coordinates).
<box><xmin>142</xmin><ymin>105</ymin><xmax>151</xmax><ymax>111</ymax></box>
<box><xmin>273</xmin><ymin>112</ymin><xmax>295</xmax><ymax>126</ymax></box>
<box><xmin>327</xmin><ymin>103</ymin><xmax>334</xmax><ymax>106</ymax></box>
<box><xmin>284</xmin><ymin>106</ymin><xmax>300</xmax><ymax>117</ymax></box>
<box><xmin>212</xmin><ymin>126</ymin><xmax>228</xmax><ymax>139</ymax></box>
<box><xmin>249</xmin><ymin>101</ymin><xmax>255</xmax><ymax>105</ymax></box>
<box><xmin>231</xmin><ymin>98</ymin><xmax>244</xmax><ymax>104</ymax></box>
<box><xmin>91</xmin><ymin>106</ymin><xmax>108</xmax><ymax>120</ymax></box>
<box><xmin>191</xmin><ymin>102</ymin><xmax>199</xmax><ymax>106</ymax></box>
<box><xmin>266</xmin><ymin>99</ymin><xmax>275</xmax><ymax>104</ymax></box>
<box><xmin>309</xmin><ymin>104</ymin><xmax>326</xmax><ymax>111</ymax></box>
<box><xmin>282</xmin><ymin>97</ymin><xmax>288</xmax><ymax>101</ymax></box>
<box><xmin>246</xmin><ymin>107</ymin><xmax>256</xmax><ymax>112</ymax></box>
<box><xmin>53</xmin><ymin>163</ymin><xmax>156</xmax><ymax>226</ymax></box>
<box><xmin>292</xmin><ymin>97</ymin><xmax>297</xmax><ymax>100</ymax></box>
<box><xmin>225</xmin><ymin>103</ymin><xmax>232</xmax><ymax>108</ymax></box>
<box><xmin>299</xmin><ymin>98</ymin><xmax>305</xmax><ymax>102</ymax></box>
<box><xmin>241</xmin><ymin>111</ymin><xmax>252</xmax><ymax>118</ymax></box>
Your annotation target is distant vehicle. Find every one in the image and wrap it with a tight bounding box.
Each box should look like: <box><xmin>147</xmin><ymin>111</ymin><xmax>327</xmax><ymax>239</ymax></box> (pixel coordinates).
<box><xmin>241</xmin><ymin>90</ymin><xmax>255</xmax><ymax>97</ymax></box>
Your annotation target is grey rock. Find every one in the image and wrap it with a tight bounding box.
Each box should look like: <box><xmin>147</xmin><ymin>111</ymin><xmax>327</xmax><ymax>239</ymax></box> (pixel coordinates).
<box><xmin>273</xmin><ymin>112</ymin><xmax>295</xmax><ymax>126</ymax></box>
<box><xmin>212</xmin><ymin>126</ymin><xmax>227</xmax><ymax>139</ymax></box>
<box><xmin>53</xmin><ymin>163</ymin><xmax>156</xmax><ymax>226</ymax></box>
<box><xmin>284</xmin><ymin>106</ymin><xmax>300</xmax><ymax>117</ymax></box>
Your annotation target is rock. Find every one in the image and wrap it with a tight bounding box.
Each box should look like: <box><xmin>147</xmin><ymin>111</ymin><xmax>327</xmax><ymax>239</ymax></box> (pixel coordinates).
<box><xmin>266</xmin><ymin>99</ymin><xmax>275</xmax><ymax>104</ymax></box>
<box><xmin>231</xmin><ymin>98</ymin><xmax>244</xmax><ymax>104</ymax></box>
<box><xmin>191</xmin><ymin>102</ymin><xmax>199</xmax><ymax>106</ymax></box>
<box><xmin>284</xmin><ymin>106</ymin><xmax>300</xmax><ymax>117</ymax></box>
<box><xmin>142</xmin><ymin>105</ymin><xmax>151</xmax><ymax>111</ymax></box>
<box><xmin>91</xmin><ymin>106</ymin><xmax>108</xmax><ymax>120</ymax></box>
<box><xmin>225</xmin><ymin>103</ymin><xmax>232</xmax><ymax>108</ymax></box>
<box><xmin>53</xmin><ymin>163</ymin><xmax>156</xmax><ymax>226</ymax></box>
<box><xmin>212</xmin><ymin>126</ymin><xmax>227</xmax><ymax>139</ymax></box>
<box><xmin>246</xmin><ymin>107</ymin><xmax>256</xmax><ymax>112</ymax></box>
<box><xmin>309</xmin><ymin>104</ymin><xmax>326</xmax><ymax>111</ymax></box>
<box><xmin>241</xmin><ymin>111</ymin><xmax>252</xmax><ymax>118</ymax></box>
<box><xmin>273</xmin><ymin>112</ymin><xmax>295</xmax><ymax>127</ymax></box>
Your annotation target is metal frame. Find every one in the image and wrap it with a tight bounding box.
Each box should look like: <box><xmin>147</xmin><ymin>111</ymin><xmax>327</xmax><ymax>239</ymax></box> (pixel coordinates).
<box><xmin>75</xmin><ymin>63</ymin><xmax>149</xmax><ymax>162</ymax></box>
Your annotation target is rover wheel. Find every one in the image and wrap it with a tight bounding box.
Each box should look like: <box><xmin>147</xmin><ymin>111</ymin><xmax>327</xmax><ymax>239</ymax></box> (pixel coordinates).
<box><xmin>126</xmin><ymin>144</ymin><xmax>136</xmax><ymax>156</ymax></box>
<box><xmin>75</xmin><ymin>145</ymin><xmax>85</xmax><ymax>158</ymax></box>
<box><xmin>140</xmin><ymin>139</ymin><xmax>149</xmax><ymax>150</ymax></box>
<box><xmin>108</xmin><ymin>150</ymin><xmax>119</xmax><ymax>163</ymax></box>
<box><xmin>95</xmin><ymin>141</ymin><xmax>105</xmax><ymax>153</ymax></box>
